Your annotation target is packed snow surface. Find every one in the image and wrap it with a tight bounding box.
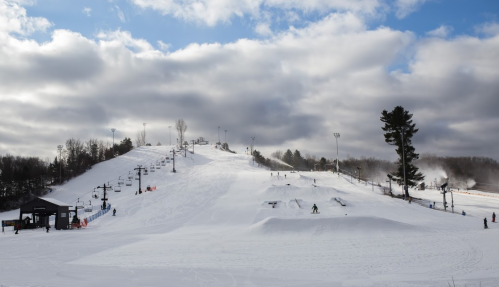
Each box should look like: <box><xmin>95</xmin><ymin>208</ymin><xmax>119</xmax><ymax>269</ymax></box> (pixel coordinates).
<box><xmin>1</xmin><ymin>146</ymin><xmax>498</xmax><ymax>286</ymax></box>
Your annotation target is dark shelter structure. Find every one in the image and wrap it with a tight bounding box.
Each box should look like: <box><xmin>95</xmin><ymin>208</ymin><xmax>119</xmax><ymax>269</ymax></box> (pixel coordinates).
<box><xmin>19</xmin><ymin>198</ymin><xmax>72</xmax><ymax>230</ymax></box>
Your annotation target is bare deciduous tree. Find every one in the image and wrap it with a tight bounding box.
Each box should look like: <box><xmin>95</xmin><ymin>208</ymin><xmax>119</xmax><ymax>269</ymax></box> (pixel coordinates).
<box><xmin>135</xmin><ymin>130</ymin><xmax>146</xmax><ymax>147</ymax></box>
<box><xmin>176</xmin><ymin>119</ymin><xmax>187</xmax><ymax>149</ymax></box>
<box><xmin>271</xmin><ymin>150</ymin><xmax>283</xmax><ymax>159</ymax></box>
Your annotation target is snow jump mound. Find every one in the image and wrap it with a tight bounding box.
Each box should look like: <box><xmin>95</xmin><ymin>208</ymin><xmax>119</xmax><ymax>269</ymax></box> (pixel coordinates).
<box><xmin>249</xmin><ymin>216</ymin><xmax>420</xmax><ymax>237</ymax></box>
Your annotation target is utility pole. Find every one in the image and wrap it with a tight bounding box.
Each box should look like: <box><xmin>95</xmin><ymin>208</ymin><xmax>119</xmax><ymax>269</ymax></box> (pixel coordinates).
<box><xmin>168</xmin><ymin>126</ymin><xmax>172</xmax><ymax>146</ymax></box>
<box><xmin>134</xmin><ymin>165</ymin><xmax>146</xmax><ymax>194</ymax></box>
<box><xmin>111</xmin><ymin>128</ymin><xmax>116</xmax><ymax>158</ymax></box>
<box><xmin>143</xmin><ymin>123</ymin><xmax>147</xmax><ymax>145</ymax></box>
<box><xmin>57</xmin><ymin>145</ymin><xmax>63</xmax><ymax>184</ymax></box>
<box><xmin>218</xmin><ymin>126</ymin><xmax>220</xmax><ymax>144</ymax></box>
<box><xmin>334</xmin><ymin>133</ymin><xmax>340</xmax><ymax>176</ymax></box>
<box><xmin>96</xmin><ymin>183</ymin><xmax>111</xmax><ymax>210</ymax></box>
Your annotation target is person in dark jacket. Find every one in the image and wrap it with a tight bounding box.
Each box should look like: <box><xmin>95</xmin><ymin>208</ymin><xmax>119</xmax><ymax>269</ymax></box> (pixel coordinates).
<box><xmin>46</xmin><ymin>224</ymin><xmax>50</xmax><ymax>233</ymax></box>
<box><xmin>312</xmin><ymin>204</ymin><xmax>319</xmax><ymax>214</ymax></box>
<box><xmin>484</xmin><ymin>217</ymin><xmax>488</xmax><ymax>229</ymax></box>
<box><xmin>113</xmin><ymin>208</ymin><xmax>116</xmax><ymax>216</ymax></box>
<box><xmin>493</xmin><ymin>212</ymin><xmax>496</xmax><ymax>223</ymax></box>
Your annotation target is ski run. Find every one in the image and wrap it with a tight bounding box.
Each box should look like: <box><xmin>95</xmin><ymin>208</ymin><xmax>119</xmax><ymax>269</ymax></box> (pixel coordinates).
<box><xmin>1</xmin><ymin>145</ymin><xmax>498</xmax><ymax>286</ymax></box>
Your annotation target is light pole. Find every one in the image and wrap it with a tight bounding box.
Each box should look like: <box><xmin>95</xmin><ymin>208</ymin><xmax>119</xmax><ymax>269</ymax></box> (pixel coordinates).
<box><xmin>251</xmin><ymin>137</ymin><xmax>255</xmax><ymax>155</ymax></box>
<box><xmin>224</xmin><ymin>130</ymin><xmax>227</xmax><ymax>144</ymax></box>
<box><xmin>334</xmin><ymin>133</ymin><xmax>340</xmax><ymax>175</ymax></box>
<box><xmin>218</xmin><ymin>126</ymin><xmax>220</xmax><ymax>144</ymax></box>
<box><xmin>143</xmin><ymin>123</ymin><xmax>147</xmax><ymax>145</ymax></box>
<box><xmin>168</xmin><ymin>126</ymin><xmax>172</xmax><ymax>146</ymax></box>
<box><xmin>111</xmin><ymin>128</ymin><xmax>116</xmax><ymax>158</ymax></box>
<box><xmin>57</xmin><ymin>145</ymin><xmax>63</xmax><ymax>184</ymax></box>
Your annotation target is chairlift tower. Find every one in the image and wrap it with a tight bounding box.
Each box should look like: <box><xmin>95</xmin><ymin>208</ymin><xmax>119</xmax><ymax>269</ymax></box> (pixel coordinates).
<box><xmin>134</xmin><ymin>165</ymin><xmax>147</xmax><ymax>194</ymax></box>
<box><xmin>96</xmin><ymin>183</ymin><xmax>112</xmax><ymax>210</ymax></box>
<box><xmin>170</xmin><ymin>148</ymin><xmax>176</xmax><ymax>173</ymax></box>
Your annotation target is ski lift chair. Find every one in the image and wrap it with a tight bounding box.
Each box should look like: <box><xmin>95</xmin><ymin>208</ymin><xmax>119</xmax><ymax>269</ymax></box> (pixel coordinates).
<box><xmin>118</xmin><ymin>176</ymin><xmax>124</xmax><ymax>185</ymax></box>
<box><xmin>161</xmin><ymin>160</ymin><xmax>166</xmax><ymax>166</ymax></box>
<box><xmin>128</xmin><ymin>172</ymin><xmax>134</xmax><ymax>180</ymax></box>
<box><xmin>125</xmin><ymin>180</ymin><xmax>132</xmax><ymax>186</ymax></box>
<box><xmin>135</xmin><ymin>172</ymin><xmax>140</xmax><ymax>180</ymax></box>
<box><xmin>144</xmin><ymin>169</ymin><xmax>149</xmax><ymax>175</ymax></box>
<box><xmin>150</xmin><ymin>165</ymin><xmax>155</xmax><ymax>172</ymax></box>
<box><xmin>156</xmin><ymin>161</ymin><xmax>160</xmax><ymax>167</ymax></box>
<box><xmin>84</xmin><ymin>201</ymin><xmax>93</xmax><ymax>212</ymax></box>
<box><xmin>92</xmin><ymin>189</ymin><xmax>99</xmax><ymax>199</ymax></box>
<box><xmin>75</xmin><ymin>198</ymin><xmax>84</xmax><ymax>210</ymax></box>
<box><xmin>114</xmin><ymin>185</ymin><xmax>122</xmax><ymax>192</ymax></box>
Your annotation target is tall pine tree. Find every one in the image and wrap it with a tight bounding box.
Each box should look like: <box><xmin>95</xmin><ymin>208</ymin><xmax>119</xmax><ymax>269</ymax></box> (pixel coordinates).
<box><xmin>381</xmin><ymin>106</ymin><xmax>424</xmax><ymax>197</ymax></box>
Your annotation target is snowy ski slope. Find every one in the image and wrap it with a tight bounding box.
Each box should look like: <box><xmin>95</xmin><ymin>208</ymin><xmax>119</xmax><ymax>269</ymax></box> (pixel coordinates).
<box><xmin>1</xmin><ymin>145</ymin><xmax>498</xmax><ymax>286</ymax></box>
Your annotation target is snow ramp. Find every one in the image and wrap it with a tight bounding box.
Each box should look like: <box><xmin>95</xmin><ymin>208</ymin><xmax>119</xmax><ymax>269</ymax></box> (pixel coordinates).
<box><xmin>248</xmin><ymin>216</ymin><xmax>420</xmax><ymax>237</ymax></box>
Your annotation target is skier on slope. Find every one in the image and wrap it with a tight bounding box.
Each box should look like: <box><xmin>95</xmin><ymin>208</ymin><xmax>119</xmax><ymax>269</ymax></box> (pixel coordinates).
<box><xmin>493</xmin><ymin>212</ymin><xmax>496</xmax><ymax>223</ymax></box>
<box><xmin>484</xmin><ymin>217</ymin><xmax>488</xmax><ymax>229</ymax></box>
<box><xmin>312</xmin><ymin>204</ymin><xmax>319</xmax><ymax>214</ymax></box>
<box><xmin>113</xmin><ymin>208</ymin><xmax>116</xmax><ymax>216</ymax></box>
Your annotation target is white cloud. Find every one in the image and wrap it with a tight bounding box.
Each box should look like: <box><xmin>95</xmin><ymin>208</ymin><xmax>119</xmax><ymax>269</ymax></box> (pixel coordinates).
<box><xmin>426</xmin><ymin>25</ymin><xmax>452</xmax><ymax>38</ymax></box>
<box><xmin>131</xmin><ymin>0</ymin><xmax>383</xmax><ymax>26</ymax></box>
<box><xmin>0</xmin><ymin>4</ymin><xmax>499</xmax><ymax>162</ymax></box>
<box><xmin>475</xmin><ymin>22</ymin><xmax>499</xmax><ymax>36</ymax></box>
<box><xmin>394</xmin><ymin>0</ymin><xmax>428</xmax><ymax>19</ymax></box>
<box><xmin>255</xmin><ymin>22</ymin><xmax>272</xmax><ymax>36</ymax></box>
<box><xmin>82</xmin><ymin>7</ymin><xmax>92</xmax><ymax>17</ymax></box>
<box><xmin>157</xmin><ymin>40</ymin><xmax>171</xmax><ymax>52</ymax></box>
<box><xmin>115</xmin><ymin>5</ymin><xmax>125</xmax><ymax>22</ymax></box>
<box><xmin>0</xmin><ymin>0</ymin><xmax>52</xmax><ymax>35</ymax></box>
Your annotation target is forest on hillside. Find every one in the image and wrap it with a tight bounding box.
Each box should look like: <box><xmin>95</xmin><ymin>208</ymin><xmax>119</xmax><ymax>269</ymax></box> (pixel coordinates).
<box><xmin>0</xmin><ymin>137</ymin><xmax>133</xmax><ymax>211</ymax></box>
<box><xmin>256</xmin><ymin>149</ymin><xmax>499</xmax><ymax>191</ymax></box>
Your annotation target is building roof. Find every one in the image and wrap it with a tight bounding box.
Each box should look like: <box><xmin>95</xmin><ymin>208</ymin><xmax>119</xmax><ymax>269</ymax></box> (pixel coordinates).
<box><xmin>39</xmin><ymin>197</ymin><xmax>73</xmax><ymax>207</ymax></box>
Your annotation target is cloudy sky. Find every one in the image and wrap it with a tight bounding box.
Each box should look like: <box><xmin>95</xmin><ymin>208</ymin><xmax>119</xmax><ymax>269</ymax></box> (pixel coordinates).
<box><xmin>1</xmin><ymin>0</ymin><xmax>498</xmax><ymax>162</ymax></box>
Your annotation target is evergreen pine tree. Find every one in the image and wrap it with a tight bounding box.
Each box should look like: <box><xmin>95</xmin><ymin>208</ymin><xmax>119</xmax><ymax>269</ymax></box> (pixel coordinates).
<box><xmin>381</xmin><ymin>106</ymin><xmax>424</xmax><ymax>197</ymax></box>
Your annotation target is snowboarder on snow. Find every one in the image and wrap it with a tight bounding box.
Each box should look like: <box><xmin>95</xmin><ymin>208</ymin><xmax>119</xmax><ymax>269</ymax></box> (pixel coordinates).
<box><xmin>484</xmin><ymin>217</ymin><xmax>488</xmax><ymax>229</ymax></box>
<box><xmin>285</xmin><ymin>174</ymin><xmax>286</xmax><ymax>179</ymax></box>
<box><xmin>113</xmin><ymin>208</ymin><xmax>116</xmax><ymax>216</ymax></box>
<box><xmin>312</xmin><ymin>204</ymin><xmax>319</xmax><ymax>214</ymax></box>
<box><xmin>46</xmin><ymin>224</ymin><xmax>50</xmax><ymax>233</ymax></box>
<box><xmin>314</xmin><ymin>179</ymin><xmax>316</xmax><ymax>184</ymax></box>
<box><xmin>493</xmin><ymin>212</ymin><xmax>496</xmax><ymax>223</ymax></box>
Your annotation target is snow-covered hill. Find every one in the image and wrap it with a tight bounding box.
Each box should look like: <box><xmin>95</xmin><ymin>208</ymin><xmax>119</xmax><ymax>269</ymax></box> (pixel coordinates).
<box><xmin>1</xmin><ymin>145</ymin><xmax>498</xmax><ymax>286</ymax></box>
